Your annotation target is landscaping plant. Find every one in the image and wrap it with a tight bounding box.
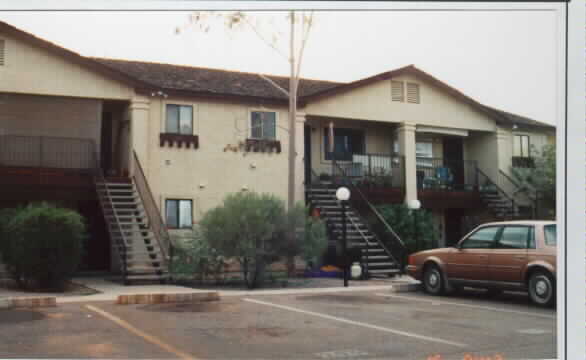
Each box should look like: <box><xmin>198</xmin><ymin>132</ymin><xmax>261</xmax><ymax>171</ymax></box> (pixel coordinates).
<box><xmin>1</xmin><ymin>202</ymin><xmax>86</xmax><ymax>291</ymax></box>
<box><xmin>376</xmin><ymin>204</ymin><xmax>438</xmax><ymax>254</ymax></box>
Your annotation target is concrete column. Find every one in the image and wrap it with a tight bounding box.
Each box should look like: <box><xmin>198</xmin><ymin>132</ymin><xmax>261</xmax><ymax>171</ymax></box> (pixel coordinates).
<box><xmin>128</xmin><ymin>96</ymin><xmax>150</xmax><ymax>177</ymax></box>
<box><xmin>397</xmin><ymin>122</ymin><xmax>418</xmax><ymax>204</ymax></box>
<box><xmin>295</xmin><ymin>112</ymin><xmax>306</xmax><ymax>206</ymax></box>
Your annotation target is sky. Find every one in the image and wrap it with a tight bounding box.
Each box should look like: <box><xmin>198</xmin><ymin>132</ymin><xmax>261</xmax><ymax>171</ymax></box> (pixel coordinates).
<box><xmin>0</xmin><ymin>6</ymin><xmax>562</xmax><ymax>125</ymax></box>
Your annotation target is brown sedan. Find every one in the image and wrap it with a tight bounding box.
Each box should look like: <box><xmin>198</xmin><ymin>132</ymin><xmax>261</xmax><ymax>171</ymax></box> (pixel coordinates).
<box><xmin>406</xmin><ymin>220</ymin><xmax>556</xmax><ymax>307</ymax></box>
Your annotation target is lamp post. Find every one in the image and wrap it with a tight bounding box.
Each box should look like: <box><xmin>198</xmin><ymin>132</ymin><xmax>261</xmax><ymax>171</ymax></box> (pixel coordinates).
<box><xmin>336</xmin><ymin>186</ymin><xmax>351</xmax><ymax>287</ymax></box>
<box><xmin>408</xmin><ymin>199</ymin><xmax>421</xmax><ymax>253</ymax></box>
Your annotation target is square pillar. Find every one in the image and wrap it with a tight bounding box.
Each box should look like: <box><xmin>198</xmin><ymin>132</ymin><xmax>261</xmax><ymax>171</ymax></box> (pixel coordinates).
<box><xmin>397</xmin><ymin>122</ymin><xmax>418</xmax><ymax>204</ymax></box>
<box><xmin>128</xmin><ymin>96</ymin><xmax>150</xmax><ymax>177</ymax></box>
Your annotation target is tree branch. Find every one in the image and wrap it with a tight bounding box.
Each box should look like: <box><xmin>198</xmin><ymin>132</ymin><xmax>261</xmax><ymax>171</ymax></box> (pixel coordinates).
<box><xmin>258</xmin><ymin>73</ymin><xmax>290</xmax><ymax>97</ymax></box>
<box><xmin>240</xmin><ymin>15</ymin><xmax>289</xmax><ymax>62</ymax></box>
<box><xmin>294</xmin><ymin>11</ymin><xmax>314</xmax><ymax>91</ymax></box>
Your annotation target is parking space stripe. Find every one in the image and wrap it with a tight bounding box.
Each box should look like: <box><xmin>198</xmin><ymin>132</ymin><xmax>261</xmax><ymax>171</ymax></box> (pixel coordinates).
<box><xmin>375</xmin><ymin>293</ymin><xmax>556</xmax><ymax>319</ymax></box>
<box><xmin>85</xmin><ymin>305</ymin><xmax>197</xmax><ymax>360</ymax></box>
<box><xmin>243</xmin><ymin>298</ymin><xmax>468</xmax><ymax>348</ymax></box>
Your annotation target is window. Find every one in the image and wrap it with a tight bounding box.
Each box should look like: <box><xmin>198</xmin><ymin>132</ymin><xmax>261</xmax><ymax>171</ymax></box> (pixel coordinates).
<box><xmin>406</xmin><ymin>83</ymin><xmax>420</xmax><ymax>104</ymax></box>
<box><xmin>513</xmin><ymin>134</ymin><xmax>530</xmax><ymax>157</ymax></box>
<box><xmin>166</xmin><ymin>104</ymin><xmax>193</xmax><ymax>135</ymax></box>
<box><xmin>495</xmin><ymin>226</ymin><xmax>531</xmax><ymax>249</ymax></box>
<box><xmin>251</xmin><ymin>111</ymin><xmax>276</xmax><ymax>139</ymax></box>
<box><xmin>460</xmin><ymin>226</ymin><xmax>500</xmax><ymax>249</ymax></box>
<box><xmin>391</xmin><ymin>81</ymin><xmax>404</xmax><ymax>102</ymax></box>
<box><xmin>323</xmin><ymin>128</ymin><xmax>365</xmax><ymax>161</ymax></box>
<box><xmin>416</xmin><ymin>141</ymin><xmax>433</xmax><ymax>167</ymax></box>
<box><xmin>544</xmin><ymin>224</ymin><xmax>556</xmax><ymax>246</ymax></box>
<box><xmin>165</xmin><ymin>199</ymin><xmax>192</xmax><ymax>229</ymax></box>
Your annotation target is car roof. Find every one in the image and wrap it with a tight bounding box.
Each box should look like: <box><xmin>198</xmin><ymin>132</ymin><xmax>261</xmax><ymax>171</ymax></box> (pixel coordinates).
<box><xmin>478</xmin><ymin>220</ymin><xmax>556</xmax><ymax>227</ymax></box>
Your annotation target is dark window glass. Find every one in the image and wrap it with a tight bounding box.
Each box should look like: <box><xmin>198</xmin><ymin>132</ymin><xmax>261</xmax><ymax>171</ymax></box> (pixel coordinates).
<box><xmin>323</xmin><ymin>128</ymin><xmax>365</xmax><ymax>161</ymax></box>
<box><xmin>460</xmin><ymin>226</ymin><xmax>500</xmax><ymax>249</ymax></box>
<box><xmin>496</xmin><ymin>226</ymin><xmax>530</xmax><ymax>249</ymax></box>
<box><xmin>166</xmin><ymin>104</ymin><xmax>193</xmax><ymax>135</ymax></box>
<box><xmin>251</xmin><ymin>111</ymin><xmax>276</xmax><ymax>139</ymax></box>
<box><xmin>166</xmin><ymin>199</ymin><xmax>192</xmax><ymax>229</ymax></box>
<box><xmin>544</xmin><ymin>224</ymin><xmax>557</xmax><ymax>246</ymax></box>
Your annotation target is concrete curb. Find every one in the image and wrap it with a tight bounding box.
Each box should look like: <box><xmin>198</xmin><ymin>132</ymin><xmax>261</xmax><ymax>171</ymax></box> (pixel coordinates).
<box><xmin>389</xmin><ymin>281</ymin><xmax>421</xmax><ymax>293</ymax></box>
<box><xmin>219</xmin><ymin>284</ymin><xmax>397</xmax><ymax>297</ymax></box>
<box><xmin>116</xmin><ymin>291</ymin><xmax>220</xmax><ymax>305</ymax></box>
<box><xmin>0</xmin><ymin>296</ymin><xmax>57</xmax><ymax>309</ymax></box>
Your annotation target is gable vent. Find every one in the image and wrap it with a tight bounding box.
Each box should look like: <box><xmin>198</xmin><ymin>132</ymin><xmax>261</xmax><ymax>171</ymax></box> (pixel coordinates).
<box><xmin>407</xmin><ymin>82</ymin><xmax>420</xmax><ymax>104</ymax></box>
<box><xmin>391</xmin><ymin>81</ymin><xmax>404</xmax><ymax>102</ymax></box>
<box><xmin>0</xmin><ymin>40</ymin><xmax>4</xmax><ymax>66</ymax></box>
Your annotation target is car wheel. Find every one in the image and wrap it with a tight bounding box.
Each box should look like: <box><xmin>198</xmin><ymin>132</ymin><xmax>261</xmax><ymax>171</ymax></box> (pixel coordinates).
<box><xmin>423</xmin><ymin>264</ymin><xmax>444</xmax><ymax>295</ymax></box>
<box><xmin>528</xmin><ymin>271</ymin><xmax>555</xmax><ymax>307</ymax></box>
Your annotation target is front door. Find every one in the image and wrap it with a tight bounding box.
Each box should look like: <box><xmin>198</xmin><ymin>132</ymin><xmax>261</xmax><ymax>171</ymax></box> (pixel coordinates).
<box><xmin>488</xmin><ymin>225</ymin><xmax>531</xmax><ymax>283</ymax></box>
<box><xmin>443</xmin><ymin>137</ymin><xmax>464</xmax><ymax>188</ymax></box>
<box><xmin>446</xmin><ymin>225</ymin><xmax>501</xmax><ymax>281</ymax></box>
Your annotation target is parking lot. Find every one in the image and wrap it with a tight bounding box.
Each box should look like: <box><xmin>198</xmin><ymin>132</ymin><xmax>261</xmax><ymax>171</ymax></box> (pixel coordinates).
<box><xmin>0</xmin><ymin>289</ymin><xmax>555</xmax><ymax>359</ymax></box>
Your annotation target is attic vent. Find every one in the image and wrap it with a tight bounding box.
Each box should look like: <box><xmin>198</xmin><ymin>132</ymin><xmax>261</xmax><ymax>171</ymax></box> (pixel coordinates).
<box><xmin>391</xmin><ymin>81</ymin><xmax>404</xmax><ymax>102</ymax></box>
<box><xmin>407</xmin><ymin>82</ymin><xmax>420</xmax><ymax>104</ymax></box>
<box><xmin>0</xmin><ymin>40</ymin><xmax>4</xmax><ymax>66</ymax></box>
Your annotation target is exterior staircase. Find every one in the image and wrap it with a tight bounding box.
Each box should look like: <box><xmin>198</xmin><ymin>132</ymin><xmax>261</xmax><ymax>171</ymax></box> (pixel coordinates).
<box><xmin>307</xmin><ymin>184</ymin><xmax>402</xmax><ymax>278</ymax></box>
<box><xmin>95</xmin><ymin>180</ymin><xmax>169</xmax><ymax>284</ymax></box>
<box><xmin>479</xmin><ymin>188</ymin><xmax>519</xmax><ymax>220</ymax></box>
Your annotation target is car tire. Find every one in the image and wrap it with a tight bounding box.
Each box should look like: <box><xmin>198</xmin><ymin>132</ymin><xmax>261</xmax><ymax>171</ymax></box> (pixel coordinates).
<box><xmin>528</xmin><ymin>271</ymin><xmax>555</xmax><ymax>307</ymax></box>
<box><xmin>422</xmin><ymin>264</ymin><xmax>444</xmax><ymax>296</ymax></box>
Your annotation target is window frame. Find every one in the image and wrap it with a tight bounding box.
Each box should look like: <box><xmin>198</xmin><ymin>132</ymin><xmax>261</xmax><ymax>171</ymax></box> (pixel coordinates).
<box><xmin>249</xmin><ymin>110</ymin><xmax>278</xmax><ymax>140</ymax></box>
<box><xmin>323</xmin><ymin>127</ymin><xmax>366</xmax><ymax>161</ymax></box>
<box><xmin>415</xmin><ymin>141</ymin><xmax>433</xmax><ymax>167</ymax></box>
<box><xmin>458</xmin><ymin>226</ymin><xmax>502</xmax><ymax>249</ymax></box>
<box><xmin>513</xmin><ymin>134</ymin><xmax>531</xmax><ymax>158</ymax></box>
<box><xmin>164</xmin><ymin>103</ymin><xmax>194</xmax><ymax>135</ymax></box>
<box><xmin>165</xmin><ymin>198</ymin><xmax>193</xmax><ymax>229</ymax></box>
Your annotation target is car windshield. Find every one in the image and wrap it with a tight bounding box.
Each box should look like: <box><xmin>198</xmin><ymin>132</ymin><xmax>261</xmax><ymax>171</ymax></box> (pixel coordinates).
<box><xmin>544</xmin><ymin>224</ymin><xmax>556</xmax><ymax>246</ymax></box>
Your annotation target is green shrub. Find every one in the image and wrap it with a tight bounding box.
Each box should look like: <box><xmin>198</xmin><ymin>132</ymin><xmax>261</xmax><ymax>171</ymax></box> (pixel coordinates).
<box><xmin>200</xmin><ymin>192</ymin><xmax>287</xmax><ymax>289</ymax></box>
<box><xmin>376</xmin><ymin>204</ymin><xmax>438</xmax><ymax>255</ymax></box>
<box><xmin>169</xmin><ymin>229</ymin><xmax>227</xmax><ymax>284</ymax></box>
<box><xmin>0</xmin><ymin>207</ymin><xmax>20</xmax><ymax>263</ymax></box>
<box><xmin>281</xmin><ymin>203</ymin><xmax>327</xmax><ymax>270</ymax></box>
<box><xmin>2</xmin><ymin>203</ymin><xmax>86</xmax><ymax>291</ymax></box>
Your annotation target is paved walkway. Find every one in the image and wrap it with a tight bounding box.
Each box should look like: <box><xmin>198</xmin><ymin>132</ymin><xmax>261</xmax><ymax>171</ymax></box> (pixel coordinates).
<box><xmin>0</xmin><ymin>276</ymin><xmax>419</xmax><ymax>304</ymax></box>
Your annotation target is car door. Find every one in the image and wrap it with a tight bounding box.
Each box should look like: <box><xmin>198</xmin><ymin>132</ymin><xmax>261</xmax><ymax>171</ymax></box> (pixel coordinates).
<box><xmin>446</xmin><ymin>226</ymin><xmax>501</xmax><ymax>281</ymax></box>
<box><xmin>488</xmin><ymin>225</ymin><xmax>531</xmax><ymax>284</ymax></box>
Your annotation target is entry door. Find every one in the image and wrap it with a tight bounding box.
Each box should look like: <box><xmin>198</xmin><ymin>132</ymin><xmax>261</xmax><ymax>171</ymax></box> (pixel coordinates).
<box><xmin>488</xmin><ymin>225</ymin><xmax>531</xmax><ymax>283</ymax></box>
<box><xmin>446</xmin><ymin>226</ymin><xmax>501</xmax><ymax>281</ymax></box>
<box><xmin>443</xmin><ymin>137</ymin><xmax>464</xmax><ymax>187</ymax></box>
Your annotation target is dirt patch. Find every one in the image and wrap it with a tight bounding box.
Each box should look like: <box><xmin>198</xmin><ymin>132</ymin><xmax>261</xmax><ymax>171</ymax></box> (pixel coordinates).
<box><xmin>139</xmin><ymin>300</ymin><xmax>239</xmax><ymax>313</ymax></box>
<box><xmin>295</xmin><ymin>294</ymin><xmax>390</xmax><ymax>305</ymax></box>
<box><xmin>0</xmin><ymin>309</ymin><xmax>45</xmax><ymax>324</ymax></box>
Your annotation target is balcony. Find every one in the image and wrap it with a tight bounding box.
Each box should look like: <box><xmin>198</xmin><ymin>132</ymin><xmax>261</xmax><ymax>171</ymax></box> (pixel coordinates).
<box><xmin>512</xmin><ymin>156</ymin><xmax>535</xmax><ymax>168</ymax></box>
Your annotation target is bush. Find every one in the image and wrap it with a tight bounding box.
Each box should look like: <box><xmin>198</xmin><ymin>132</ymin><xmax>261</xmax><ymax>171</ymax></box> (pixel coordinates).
<box><xmin>200</xmin><ymin>192</ymin><xmax>286</xmax><ymax>289</ymax></box>
<box><xmin>376</xmin><ymin>204</ymin><xmax>438</xmax><ymax>255</ymax></box>
<box><xmin>169</xmin><ymin>229</ymin><xmax>227</xmax><ymax>284</ymax></box>
<box><xmin>281</xmin><ymin>203</ymin><xmax>327</xmax><ymax>270</ymax></box>
<box><xmin>1</xmin><ymin>203</ymin><xmax>86</xmax><ymax>291</ymax></box>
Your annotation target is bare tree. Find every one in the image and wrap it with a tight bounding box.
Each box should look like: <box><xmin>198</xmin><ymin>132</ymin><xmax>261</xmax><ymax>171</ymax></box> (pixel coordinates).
<box><xmin>177</xmin><ymin>11</ymin><xmax>315</xmax><ymax>211</ymax></box>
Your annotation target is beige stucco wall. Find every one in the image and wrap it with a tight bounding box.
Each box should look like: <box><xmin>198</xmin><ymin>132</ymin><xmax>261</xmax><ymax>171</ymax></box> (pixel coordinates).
<box><xmin>0</xmin><ymin>93</ymin><xmax>102</xmax><ymax>167</ymax></box>
<box><xmin>0</xmin><ymin>32</ymin><xmax>134</xmax><ymax>100</ymax></box>
<box><xmin>303</xmin><ymin>73</ymin><xmax>497</xmax><ymax>133</ymax></box>
<box><xmin>138</xmin><ymin>96</ymin><xmax>297</xmax><ymax>227</ymax></box>
<box><xmin>465</xmin><ymin>131</ymin><xmax>499</xmax><ymax>181</ymax></box>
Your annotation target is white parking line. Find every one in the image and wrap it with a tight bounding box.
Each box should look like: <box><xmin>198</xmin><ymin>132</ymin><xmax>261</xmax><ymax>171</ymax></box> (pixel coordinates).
<box><xmin>243</xmin><ymin>298</ymin><xmax>468</xmax><ymax>348</ymax></box>
<box><xmin>375</xmin><ymin>293</ymin><xmax>556</xmax><ymax>320</ymax></box>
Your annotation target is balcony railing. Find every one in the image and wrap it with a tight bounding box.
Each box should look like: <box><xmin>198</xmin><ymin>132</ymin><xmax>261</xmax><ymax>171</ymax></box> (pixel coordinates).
<box><xmin>328</xmin><ymin>153</ymin><xmax>404</xmax><ymax>189</ymax></box>
<box><xmin>0</xmin><ymin>135</ymin><xmax>95</xmax><ymax>170</ymax></box>
<box><xmin>416</xmin><ymin>157</ymin><xmax>478</xmax><ymax>191</ymax></box>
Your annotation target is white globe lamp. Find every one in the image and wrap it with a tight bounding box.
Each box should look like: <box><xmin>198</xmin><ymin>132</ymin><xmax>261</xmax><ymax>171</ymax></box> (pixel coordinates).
<box><xmin>336</xmin><ymin>187</ymin><xmax>351</xmax><ymax>201</ymax></box>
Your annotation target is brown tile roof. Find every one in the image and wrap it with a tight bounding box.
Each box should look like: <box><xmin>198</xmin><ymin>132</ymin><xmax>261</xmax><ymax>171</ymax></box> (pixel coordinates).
<box><xmin>92</xmin><ymin>58</ymin><xmax>342</xmax><ymax>101</ymax></box>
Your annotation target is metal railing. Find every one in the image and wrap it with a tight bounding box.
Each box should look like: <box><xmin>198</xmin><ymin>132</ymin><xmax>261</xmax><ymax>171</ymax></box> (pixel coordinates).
<box><xmin>333</xmin><ymin>162</ymin><xmax>408</xmax><ymax>272</ymax></box>
<box><xmin>326</xmin><ymin>153</ymin><xmax>404</xmax><ymax>189</ymax></box>
<box><xmin>498</xmin><ymin>170</ymin><xmax>537</xmax><ymax>219</ymax></box>
<box><xmin>0</xmin><ymin>135</ymin><xmax>94</xmax><ymax>170</ymax></box>
<box><xmin>476</xmin><ymin>167</ymin><xmax>516</xmax><ymax>220</ymax></box>
<box><xmin>132</xmin><ymin>151</ymin><xmax>171</xmax><ymax>265</ymax></box>
<box><xmin>91</xmin><ymin>145</ymin><xmax>128</xmax><ymax>284</ymax></box>
<box><xmin>512</xmin><ymin>156</ymin><xmax>535</xmax><ymax>168</ymax></box>
<box><xmin>416</xmin><ymin>157</ymin><xmax>478</xmax><ymax>191</ymax></box>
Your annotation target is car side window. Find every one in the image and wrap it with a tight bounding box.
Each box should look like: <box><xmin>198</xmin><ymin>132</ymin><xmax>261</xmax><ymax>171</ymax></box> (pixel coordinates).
<box><xmin>495</xmin><ymin>226</ymin><xmax>531</xmax><ymax>249</ymax></box>
<box><xmin>460</xmin><ymin>226</ymin><xmax>500</xmax><ymax>249</ymax></box>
